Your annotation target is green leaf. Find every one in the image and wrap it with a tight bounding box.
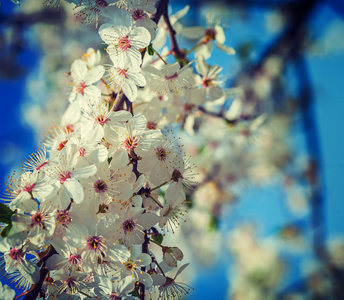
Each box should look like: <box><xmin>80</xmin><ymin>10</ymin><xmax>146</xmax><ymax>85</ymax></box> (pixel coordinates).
<box><xmin>147</xmin><ymin>44</ymin><xmax>154</xmax><ymax>56</ymax></box>
<box><xmin>1</xmin><ymin>224</ymin><xmax>12</xmax><ymax>238</ymax></box>
<box><xmin>152</xmin><ymin>233</ymin><xmax>163</xmax><ymax>245</ymax></box>
<box><xmin>0</xmin><ymin>203</ymin><xmax>14</xmax><ymax>224</ymax></box>
<box><xmin>208</xmin><ymin>216</ymin><xmax>218</xmax><ymax>232</ymax></box>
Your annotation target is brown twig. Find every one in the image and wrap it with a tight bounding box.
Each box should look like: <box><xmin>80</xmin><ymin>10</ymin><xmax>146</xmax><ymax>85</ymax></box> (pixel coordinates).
<box><xmin>23</xmin><ymin>245</ymin><xmax>56</xmax><ymax>300</ymax></box>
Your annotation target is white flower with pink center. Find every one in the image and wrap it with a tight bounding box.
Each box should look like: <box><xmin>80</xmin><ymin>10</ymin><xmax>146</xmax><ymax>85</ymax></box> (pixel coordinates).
<box><xmin>108</xmin><ymin>114</ymin><xmax>162</xmax><ymax>166</ymax></box>
<box><xmin>158</xmin><ymin>183</ymin><xmax>187</xmax><ymax>233</ymax></box>
<box><xmin>45</xmin><ymin>146</ymin><xmax>97</xmax><ymax>207</ymax></box>
<box><xmin>180</xmin><ymin>14</ymin><xmax>235</xmax><ymax>59</ymax></box>
<box><xmin>10</xmin><ymin>170</ymin><xmax>55</xmax><ymax>211</ymax></box>
<box><xmin>67</xmin><ymin>216</ymin><xmax>130</xmax><ymax>270</ymax></box>
<box><xmin>194</xmin><ymin>56</ymin><xmax>224</xmax><ymax>102</ymax></box>
<box><xmin>114</xmin><ymin>206</ymin><xmax>159</xmax><ymax>246</ymax></box>
<box><xmin>69</xmin><ymin>136</ymin><xmax>108</xmax><ymax>166</ymax></box>
<box><xmin>145</xmin><ymin>61</ymin><xmax>195</xmax><ymax>96</ymax></box>
<box><xmin>118</xmin><ymin>0</ymin><xmax>158</xmax><ymax>39</ymax></box>
<box><xmin>81</xmin><ymin>100</ymin><xmax>132</xmax><ymax>143</ymax></box>
<box><xmin>93</xmin><ymin>275</ymin><xmax>135</xmax><ymax>300</ymax></box>
<box><xmin>46</xmin><ymin>243</ymin><xmax>83</xmax><ymax>273</ymax></box>
<box><xmin>136</xmin><ymin>133</ymin><xmax>183</xmax><ymax>186</ymax></box>
<box><xmin>68</xmin><ymin>59</ymin><xmax>104</xmax><ymax>107</ymax></box>
<box><xmin>84</xmin><ymin>162</ymin><xmax>134</xmax><ymax>203</ymax></box>
<box><xmin>114</xmin><ymin>253</ymin><xmax>153</xmax><ymax>288</ymax></box>
<box><xmin>99</xmin><ymin>8</ymin><xmax>151</xmax><ymax>66</ymax></box>
<box><xmin>0</xmin><ymin>238</ymin><xmax>39</xmax><ymax>286</ymax></box>
<box><xmin>105</xmin><ymin>59</ymin><xmax>146</xmax><ymax>102</ymax></box>
<box><xmin>75</xmin><ymin>0</ymin><xmax>120</xmax><ymax>28</ymax></box>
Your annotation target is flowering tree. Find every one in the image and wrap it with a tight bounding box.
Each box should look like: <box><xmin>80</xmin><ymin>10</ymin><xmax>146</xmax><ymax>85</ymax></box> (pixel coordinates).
<box><xmin>2</xmin><ymin>0</ymin><xmax>344</xmax><ymax>299</ymax></box>
<box><xmin>0</xmin><ymin>0</ymin><xmax>235</xmax><ymax>299</ymax></box>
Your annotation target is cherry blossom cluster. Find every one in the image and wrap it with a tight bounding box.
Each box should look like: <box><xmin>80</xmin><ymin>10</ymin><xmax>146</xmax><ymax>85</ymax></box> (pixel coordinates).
<box><xmin>0</xmin><ymin>0</ymin><xmax>240</xmax><ymax>298</ymax></box>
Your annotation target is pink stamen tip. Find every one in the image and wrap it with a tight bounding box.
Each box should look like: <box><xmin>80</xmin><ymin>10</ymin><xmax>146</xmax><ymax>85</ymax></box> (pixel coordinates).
<box><xmin>79</xmin><ymin>147</ymin><xmax>86</xmax><ymax>157</ymax></box>
<box><xmin>165</xmin><ymin>73</ymin><xmax>179</xmax><ymax>80</ymax></box>
<box><xmin>37</xmin><ymin>161</ymin><xmax>48</xmax><ymax>171</ymax></box>
<box><xmin>118</xmin><ymin>68</ymin><xmax>127</xmax><ymax>77</ymax></box>
<box><xmin>95</xmin><ymin>115</ymin><xmax>109</xmax><ymax>126</ymax></box>
<box><xmin>76</xmin><ymin>82</ymin><xmax>87</xmax><ymax>95</ymax></box>
<box><xmin>63</xmin><ymin>124</ymin><xmax>75</xmax><ymax>134</ymax></box>
<box><xmin>68</xmin><ymin>254</ymin><xmax>81</xmax><ymax>265</ymax></box>
<box><xmin>132</xmin><ymin>9</ymin><xmax>145</xmax><ymax>21</ymax></box>
<box><xmin>23</xmin><ymin>183</ymin><xmax>35</xmax><ymax>193</ymax></box>
<box><xmin>57</xmin><ymin>140</ymin><xmax>68</xmax><ymax>151</ymax></box>
<box><xmin>58</xmin><ymin>171</ymin><xmax>71</xmax><ymax>184</ymax></box>
<box><xmin>122</xmin><ymin>136</ymin><xmax>138</xmax><ymax>151</ymax></box>
<box><xmin>9</xmin><ymin>248</ymin><xmax>24</xmax><ymax>261</ymax></box>
<box><xmin>118</xmin><ymin>36</ymin><xmax>131</xmax><ymax>51</ymax></box>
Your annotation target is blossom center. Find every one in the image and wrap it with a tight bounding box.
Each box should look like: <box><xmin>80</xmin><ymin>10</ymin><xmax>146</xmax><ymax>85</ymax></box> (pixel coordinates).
<box><xmin>68</xmin><ymin>254</ymin><xmax>81</xmax><ymax>265</ymax></box>
<box><xmin>9</xmin><ymin>248</ymin><xmax>24</xmax><ymax>261</ymax></box>
<box><xmin>117</xmin><ymin>68</ymin><xmax>127</xmax><ymax>77</ymax></box>
<box><xmin>123</xmin><ymin>136</ymin><xmax>138</xmax><ymax>151</ymax></box>
<box><xmin>31</xmin><ymin>211</ymin><xmax>45</xmax><ymax>227</ymax></box>
<box><xmin>79</xmin><ymin>147</ymin><xmax>86</xmax><ymax>157</ymax></box>
<box><xmin>95</xmin><ymin>115</ymin><xmax>109</xmax><ymax>126</ymax></box>
<box><xmin>76</xmin><ymin>81</ymin><xmax>87</xmax><ymax>95</ymax></box>
<box><xmin>132</xmin><ymin>9</ymin><xmax>146</xmax><ymax>21</ymax></box>
<box><xmin>94</xmin><ymin>179</ymin><xmax>108</xmax><ymax>194</ymax></box>
<box><xmin>23</xmin><ymin>183</ymin><xmax>35</xmax><ymax>193</ymax></box>
<box><xmin>118</xmin><ymin>36</ymin><xmax>131</xmax><ymax>51</ymax></box>
<box><xmin>58</xmin><ymin>171</ymin><xmax>71</xmax><ymax>184</ymax></box>
<box><xmin>122</xmin><ymin>219</ymin><xmax>136</xmax><ymax>234</ymax></box>
<box><xmin>86</xmin><ymin>235</ymin><xmax>104</xmax><ymax>251</ymax></box>
<box><xmin>63</xmin><ymin>124</ymin><xmax>74</xmax><ymax>134</ymax></box>
<box><xmin>156</xmin><ymin>146</ymin><xmax>167</xmax><ymax>161</ymax></box>
<box><xmin>202</xmin><ymin>77</ymin><xmax>213</xmax><ymax>88</ymax></box>
<box><xmin>124</xmin><ymin>261</ymin><xmax>134</xmax><ymax>271</ymax></box>
<box><xmin>56</xmin><ymin>210</ymin><xmax>71</xmax><ymax>225</ymax></box>
<box><xmin>203</xmin><ymin>28</ymin><xmax>216</xmax><ymax>43</ymax></box>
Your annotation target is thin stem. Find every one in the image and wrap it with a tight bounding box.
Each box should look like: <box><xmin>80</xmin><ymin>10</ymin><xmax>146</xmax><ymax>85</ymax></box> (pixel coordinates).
<box><xmin>149</xmin><ymin>238</ymin><xmax>163</xmax><ymax>248</ymax></box>
<box><xmin>153</xmin><ymin>48</ymin><xmax>168</xmax><ymax>65</ymax></box>
<box><xmin>79</xmin><ymin>291</ymin><xmax>92</xmax><ymax>298</ymax></box>
<box><xmin>149</xmin><ymin>195</ymin><xmax>163</xmax><ymax>208</ymax></box>
<box><xmin>153</xmin><ymin>257</ymin><xmax>166</xmax><ymax>277</ymax></box>
<box><xmin>149</xmin><ymin>50</ymin><xmax>172</xmax><ymax>65</ymax></box>
<box><xmin>185</xmin><ymin>42</ymin><xmax>202</xmax><ymax>55</ymax></box>
<box><xmin>150</xmin><ymin>181</ymin><xmax>168</xmax><ymax>191</ymax></box>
